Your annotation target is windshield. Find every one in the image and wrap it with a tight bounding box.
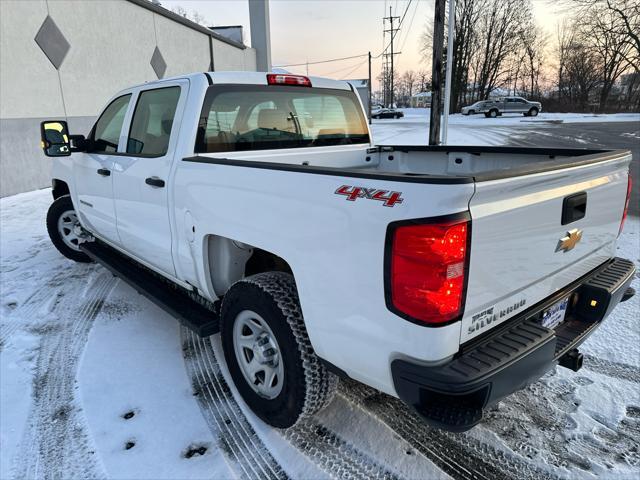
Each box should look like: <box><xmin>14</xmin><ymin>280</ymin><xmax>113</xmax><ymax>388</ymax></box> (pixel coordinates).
<box><xmin>195</xmin><ymin>85</ymin><xmax>370</xmax><ymax>153</ymax></box>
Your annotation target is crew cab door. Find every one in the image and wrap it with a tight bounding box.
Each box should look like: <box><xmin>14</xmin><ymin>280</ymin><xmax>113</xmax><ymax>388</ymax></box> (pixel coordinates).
<box><xmin>74</xmin><ymin>93</ymin><xmax>132</xmax><ymax>244</ymax></box>
<box><xmin>504</xmin><ymin>98</ymin><xmax>518</xmax><ymax>113</ymax></box>
<box><xmin>112</xmin><ymin>81</ymin><xmax>187</xmax><ymax>276</ymax></box>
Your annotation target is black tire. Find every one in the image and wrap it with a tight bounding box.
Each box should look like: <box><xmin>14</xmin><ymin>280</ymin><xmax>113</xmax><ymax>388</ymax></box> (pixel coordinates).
<box><xmin>46</xmin><ymin>195</ymin><xmax>92</xmax><ymax>263</ymax></box>
<box><xmin>484</xmin><ymin>112</ymin><xmax>491</xmax><ymax>118</ymax></box>
<box><xmin>528</xmin><ymin>107</ymin><xmax>539</xmax><ymax>117</ymax></box>
<box><xmin>220</xmin><ymin>272</ymin><xmax>338</xmax><ymax>428</ymax></box>
<box><xmin>469</xmin><ymin>110</ymin><xmax>475</xmax><ymax>115</ymax></box>
<box><xmin>489</xmin><ymin>109</ymin><xmax>498</xmax><ymax>118</ymax></box>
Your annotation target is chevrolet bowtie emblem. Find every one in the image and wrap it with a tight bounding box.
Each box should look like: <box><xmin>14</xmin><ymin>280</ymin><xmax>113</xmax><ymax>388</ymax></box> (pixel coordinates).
<box><xmin>557</xmin><ymin>228</ymin><xmax>583</xmax><ymax>252</ymax></box>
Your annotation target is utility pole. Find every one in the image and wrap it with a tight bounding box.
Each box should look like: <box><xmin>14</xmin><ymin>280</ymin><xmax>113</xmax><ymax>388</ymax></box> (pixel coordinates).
<box><xmin>383</xmin><ymin>7</ymin><xmax>400</xmax><ymax>108</ymax></box>
<box><xmin>428</xmin><ymin>0</ymin><xmax>445</xmax><ymax>145</ymax></box>
<box><xmin>442</xmin><ymin>0</ymin><xmax>455</xmax><ymax>144</ymax></box>
<box><xmin>368</xmin><ymin>51</ymin><xmax>372</xmax><ymax>124</ymax></box>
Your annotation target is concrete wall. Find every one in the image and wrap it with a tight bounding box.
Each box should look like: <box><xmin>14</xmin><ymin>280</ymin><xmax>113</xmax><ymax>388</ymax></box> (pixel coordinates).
<box><xmin>0</xmin><ymin>0</ymin><xmax>256</xmax><ymax>197</ymax></box>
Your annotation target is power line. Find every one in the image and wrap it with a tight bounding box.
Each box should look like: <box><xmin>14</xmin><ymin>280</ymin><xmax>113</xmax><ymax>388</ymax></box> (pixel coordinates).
<box><xmin>275</xmin><ymin>0</ymin><xmax>413</xmax><ymax>74</ymax></box>
<box><xmin>373</xmin><ymin>0</ymin><xmax>413</xmax><ymax>58</ymax></box>
<box><xmin>324</xmin><ymin>56</ymin><xmax>369</xmax><ymax>77</ymax></box>
<box><xmin>341</xmin><ymin>57</ymin><xmax>370</xmax><ymax>79</ymax></box>
<box><xmin>274</xmin><ymin>53</ymin><xmax>367</xmax><ymax>68</ymax></box>
<box><xmin>399</xmin><ymin>0</ymin><xmax>420</xmax><ymax>54</ymax></box>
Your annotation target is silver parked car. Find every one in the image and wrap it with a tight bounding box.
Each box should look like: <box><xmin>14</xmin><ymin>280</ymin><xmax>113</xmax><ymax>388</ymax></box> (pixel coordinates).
<box><xmin>462</xmin><ymin>96</ymin><xmax>542</xmax><ymax>118</ymax></box>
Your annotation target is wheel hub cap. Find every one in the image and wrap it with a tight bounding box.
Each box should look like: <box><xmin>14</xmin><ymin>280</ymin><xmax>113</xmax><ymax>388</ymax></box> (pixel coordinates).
<box><xmin>57</xmin><ymin>209</ymin><xmax>83</xmax><ymax>252</ymax></box>
<box><xmin>233</xmin><ymin>310</ymin><xmax>284</xmax><ymax>399</ymax></box>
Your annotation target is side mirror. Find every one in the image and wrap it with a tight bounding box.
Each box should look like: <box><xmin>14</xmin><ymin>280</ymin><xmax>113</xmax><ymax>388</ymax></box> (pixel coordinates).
<box><xmin>41</xmin><ymin>120</ymin><xmax>71</xmax><ymax>157</ymax></box>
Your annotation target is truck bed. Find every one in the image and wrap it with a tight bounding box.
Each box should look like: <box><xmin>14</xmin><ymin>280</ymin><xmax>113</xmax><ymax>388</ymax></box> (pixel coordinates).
<box><xmin>363</xmin><ymin>146</ymin><xmax>630</xmax><ymax>182</ymax></box>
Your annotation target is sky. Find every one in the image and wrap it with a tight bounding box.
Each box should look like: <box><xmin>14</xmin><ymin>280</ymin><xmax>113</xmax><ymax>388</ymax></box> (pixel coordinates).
<box><xmin>161</xmin><ymin>0</ymin><xmax>569</xmax><ymax>89</ymax></box>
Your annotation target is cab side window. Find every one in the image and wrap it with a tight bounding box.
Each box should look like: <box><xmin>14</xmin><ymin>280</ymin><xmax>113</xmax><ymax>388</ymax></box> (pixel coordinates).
<box><xmin>127</xmin><ymin>87</ymin><xmax>181</xmax><ymax>156</ymax></box>
<box><xmin>91</xmin><ymin>94</ymin><xmax>131</xmax><ymax>153</ymax></box>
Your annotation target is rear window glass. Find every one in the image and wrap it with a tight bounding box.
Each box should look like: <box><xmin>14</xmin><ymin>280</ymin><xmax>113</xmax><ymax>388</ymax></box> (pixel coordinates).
<box><xmin>195</xmin><ymin>85</ymin><xmax>370</xmax><ymax>153</ymax></box>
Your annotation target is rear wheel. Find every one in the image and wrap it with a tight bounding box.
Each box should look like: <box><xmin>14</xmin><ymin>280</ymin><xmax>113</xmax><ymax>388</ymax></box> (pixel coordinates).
<box><xmin>528</xmin><ymin>107</ymin><xmax>539</xmax><ymax>117</ymax></box>
<box><xmin>489</xmin><ymin>109</ymin><xmax>498</xmax><ymax>118</ymax></box>
<box><xmin>220</xmin><ymin>272</ymin><xmax>338</xmax><ymax>428</ymax></box>
<box><xmin>46</xmin><ymin>195</ymin><xmax>92</xmax><ymax>263</ymax></box>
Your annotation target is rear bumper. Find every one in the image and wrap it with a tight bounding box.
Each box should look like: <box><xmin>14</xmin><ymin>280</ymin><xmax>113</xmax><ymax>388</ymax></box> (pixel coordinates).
<box><xmin>391</xmin><ymin>257</ymin><xmax>636</xmax><ymax>432</ymax></box>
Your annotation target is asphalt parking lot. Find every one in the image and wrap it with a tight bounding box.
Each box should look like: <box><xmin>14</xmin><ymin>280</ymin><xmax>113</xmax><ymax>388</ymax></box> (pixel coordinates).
<box><xmin>501</xmin><ymin>121</ymin><xmax>639</xmax><ymax>216</ymax></box>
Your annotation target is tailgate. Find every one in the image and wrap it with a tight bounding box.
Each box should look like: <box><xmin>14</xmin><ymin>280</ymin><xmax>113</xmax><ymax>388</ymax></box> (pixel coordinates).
<box><xmin>461</xmin><ymin>151</ymin><xmax>631</xmax><ymax>343</ymax></box>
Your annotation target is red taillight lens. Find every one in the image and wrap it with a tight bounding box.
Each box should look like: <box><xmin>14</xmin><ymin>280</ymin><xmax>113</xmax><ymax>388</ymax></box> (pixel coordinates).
<box><xmin>619</xmin><ymin>174</ymin><xmax>632</xmax><ymax>236</ymax></box>
<box><xmin>388</xmin><ymin>219</ymin><xmax>469</xmax><ymax>325</ymax></box>
<box><xmin>266</xmin><ymin>74</ymin><xmax>312</xmax><ymax>87</ymax></box>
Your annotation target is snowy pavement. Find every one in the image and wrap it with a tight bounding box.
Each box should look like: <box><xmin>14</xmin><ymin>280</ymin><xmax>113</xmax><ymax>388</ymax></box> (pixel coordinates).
<box><xmin>1</xmin><ymin>119</ymin><xmax>640</xmax><ymax>479</ymax></box>
<box><xmin>370</xmin><ymin>109</ymin><xmax>640</xmax><ymax>146</ymax></box>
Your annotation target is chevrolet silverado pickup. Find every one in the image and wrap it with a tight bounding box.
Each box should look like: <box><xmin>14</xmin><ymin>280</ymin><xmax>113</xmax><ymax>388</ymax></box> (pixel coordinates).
<box><xmin>40</xmin><ymin>72</ymin><xmax>635</xmax><ymax>432</ymax></box>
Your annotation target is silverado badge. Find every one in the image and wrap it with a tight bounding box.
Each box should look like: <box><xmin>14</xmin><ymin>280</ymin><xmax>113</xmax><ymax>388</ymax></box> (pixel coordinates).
<box><xmin>557</xmin><ymin>228</ymin><xmax>583</xmax><ymax>252</ymax></box>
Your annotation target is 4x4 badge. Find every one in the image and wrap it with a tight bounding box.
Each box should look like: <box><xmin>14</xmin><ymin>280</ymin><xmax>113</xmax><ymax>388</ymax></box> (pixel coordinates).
<box><xmin>557</xmin><ymin>228</ymin><xmax>583</xmax><ymax>252</ymax></box>
<box><xmin>335</xmin><ymin>185</ymin><xmax>404</xmax><ymax>207</ymax></box>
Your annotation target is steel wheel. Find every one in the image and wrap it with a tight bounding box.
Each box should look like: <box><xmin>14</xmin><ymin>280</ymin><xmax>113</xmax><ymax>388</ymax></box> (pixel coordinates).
<box><xmin>57</xmin><ymin>209</ymin><xmax>82</xmax><ymax>251</ymax></box>
<box><xmin>232</xmin><ymin>309</ymin><xmax>284</xmax><ymax>399</ymax></box>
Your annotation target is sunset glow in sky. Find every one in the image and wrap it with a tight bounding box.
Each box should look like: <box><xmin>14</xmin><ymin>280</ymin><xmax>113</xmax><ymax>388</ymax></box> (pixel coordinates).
<box><xmin>162</xmin><ymin>0</ymin><xmax>568</xmax><ymax>88</ymax></box>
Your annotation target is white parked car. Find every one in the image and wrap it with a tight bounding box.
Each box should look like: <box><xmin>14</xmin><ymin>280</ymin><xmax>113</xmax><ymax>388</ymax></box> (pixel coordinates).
<box><xmin>41</xmin><ymin>71</ymin><xmax>635</xmax><ymax>432</ymax></box>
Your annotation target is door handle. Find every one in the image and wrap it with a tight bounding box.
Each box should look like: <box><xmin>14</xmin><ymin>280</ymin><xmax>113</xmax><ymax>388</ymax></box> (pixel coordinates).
<box><xmin>97</xmin><ymin>168</ymin><xmax>111</xmax><ymax>176</ymax></box>
<box><xmin>562</xmin><ymin>192</ymin><xmax>587</xmax><ymax>225</ymax></box>
<box><xmin>145</xmin><ymin>177</ymin><xmax>165</xmax><ymax>188</ymax></box>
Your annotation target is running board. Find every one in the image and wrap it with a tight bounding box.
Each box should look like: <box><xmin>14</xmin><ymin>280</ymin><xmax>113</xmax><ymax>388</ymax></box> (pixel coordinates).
<box><xmin>81</xmin><ymin>240</ymin><xmax>219</xmax><ymax>336</ymax></box>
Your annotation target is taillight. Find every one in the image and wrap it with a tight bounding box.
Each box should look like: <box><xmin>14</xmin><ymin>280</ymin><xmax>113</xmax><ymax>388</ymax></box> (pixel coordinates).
<box><xmin>619</xmin><ymin>174</ymin><xmax>632</xmax><ymax>236</ymax></box>
<box><xmin>266</xmin><ymin>74</ymin><xmax>312</xmax><ymax>87</ymax></box>
<box><xmin>386</xmin><ymin>217</ymin><xmax>470</xmax><ymax>325</ymax></box>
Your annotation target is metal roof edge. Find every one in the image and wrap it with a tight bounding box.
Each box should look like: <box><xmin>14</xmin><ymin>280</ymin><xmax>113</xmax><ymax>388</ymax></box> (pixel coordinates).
<box><xmin>126</xmin><ymin>0</ymin><xmax>248</xmax><ymax>50</ymax></box>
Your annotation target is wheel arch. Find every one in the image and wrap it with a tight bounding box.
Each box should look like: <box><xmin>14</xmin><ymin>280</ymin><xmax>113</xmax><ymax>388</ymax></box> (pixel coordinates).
<box><xmin>52</xmin><ymin>179</ymin><xmax>70</xmax><ymax>199</ymax></box>
<box><xmin>203</xmin><ymin>234</ymin><xmax>294</xmax><ymax>299</ymax></box>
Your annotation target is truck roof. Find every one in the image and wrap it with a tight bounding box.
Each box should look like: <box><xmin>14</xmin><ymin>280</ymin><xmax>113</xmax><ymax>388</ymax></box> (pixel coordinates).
<box><xmin>135</xmin><ymin>71</ymin><xmax>353</xmax><ymax>91</ymax></box>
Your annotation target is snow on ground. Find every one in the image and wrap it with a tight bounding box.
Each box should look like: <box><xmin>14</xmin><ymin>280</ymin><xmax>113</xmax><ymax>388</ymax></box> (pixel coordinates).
<box><xmin>371</xmin><ymin>109</ymin><xmax>640</xmax><ymax>146</ymax></box>
<box><xmin>1</xmin><ymin>118</ymin><xmax>639</xmax><ymax>479</ymax></box>
<box><xmin>388</xmin><ymin>108</ymin><xmax>640</xmax><ymax>125</ymax></box>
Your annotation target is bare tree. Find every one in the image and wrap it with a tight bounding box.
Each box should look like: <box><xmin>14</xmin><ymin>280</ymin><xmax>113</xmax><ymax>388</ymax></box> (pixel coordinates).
<box><xmin>579</xmin><ymin>5</ymin><xmax>635</xmax><ymax>109</ymax></box>
<box><xmin>416</xmin><ymin>70</ymin><xmax>431</xmax><ymax>92</ymax></box>
<box><xmin>470</xmin><ymin>0</ymin><xmax>533</xmax><ymax>100</ymax></box>
<box><xmin>422</xmin><ymin>0</ymin><xmax>536</xmax><ymax>109</ymax></box>
<box><xmin>170</xmin><ymin>5</ymin><xmax>210</xmax><ymax>26</ymax></box>
<box><xmin>569</xmin><ymin>0</ymin><xmax>640</xmax><ymax>72</ymax></box>
<box><xmin>519</xmin><ymin>25</ymin><xmax>547</xmax><ymax>98</ymax></box>
<box><xmin>401</xmin><ymin>70</ymin><xmax>417</xmax><ymax>100</ymax></box>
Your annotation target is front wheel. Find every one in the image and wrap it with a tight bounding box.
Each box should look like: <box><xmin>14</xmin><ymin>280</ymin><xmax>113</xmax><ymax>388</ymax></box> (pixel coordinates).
<box><xmin>489</xmin><ymin>109</ymin><xmax>498</xmax><ymax>118</ymax></box>
<box><xmin>46</xmin><ymin>195</ymin><xmax>92</xmax><ymax>263</ymax></box>
<box><xmin>528</xmin><ymin>107</ymin><xmax>539</xmax><ymax>117</ymax></box>
<box><xmin>220</xmin><ymin>272</ymin><xmax>338</xmax><ymax>428</ymax></box>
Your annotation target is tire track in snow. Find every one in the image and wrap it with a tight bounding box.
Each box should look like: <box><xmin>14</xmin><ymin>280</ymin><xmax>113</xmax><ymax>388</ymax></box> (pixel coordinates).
<box><xmin>182</xmin><ymin>329</ymin><xmax>289</xmax><ymax>480</ymax></box>
<box><xmin>282</xmin><ymin>420</ymin><xmax>400</xmax><ymax>480</ymax></box>
<box><xmin>12</xmin><ymin>270</ymin><xmax>116</xmax><ymax>480</ymax></box>
<box><xmin>0</xmin><ymin>267</ymin><xmax>93</xmax><ymax>349</ymax></box>
<box><xmin>583</xmin><ymin>355</ymin><xmax>640</xmax><ymax>384</ymax></box>
<box><xmin>182</xmin><ymin>329</ymin><xmax>401</xmax><ymax>480</ymax></box>
<box><xmin>338</xmin><ymin>379</ymin><xmax>559</xmax><ymax>480</ymax></box>
<box><xmin>0</xmin><ymin>284</ymin><xmax>58</xmax><ymax>348</ymax></box>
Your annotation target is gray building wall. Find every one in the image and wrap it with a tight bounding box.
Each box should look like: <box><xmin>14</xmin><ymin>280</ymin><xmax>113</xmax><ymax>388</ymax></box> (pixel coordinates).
<box><xmin>0</xmin><ymin>0</ymin><xmax>257</xmax><ymax>198</ymax></box>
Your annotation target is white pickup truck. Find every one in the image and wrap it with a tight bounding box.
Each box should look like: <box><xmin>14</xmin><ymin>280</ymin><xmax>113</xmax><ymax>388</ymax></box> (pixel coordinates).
<box><xmin>41</xmin><ymin>72</ymin><xmax>635</xmax><ymax>432</ymax></box>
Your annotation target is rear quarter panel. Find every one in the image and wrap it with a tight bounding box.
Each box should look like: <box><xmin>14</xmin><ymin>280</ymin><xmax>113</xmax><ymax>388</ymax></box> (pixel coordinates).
<box><xmin>173</xmin><ymin>159</ymin><xmax>475</xmax><ymax>395</ymax></box>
